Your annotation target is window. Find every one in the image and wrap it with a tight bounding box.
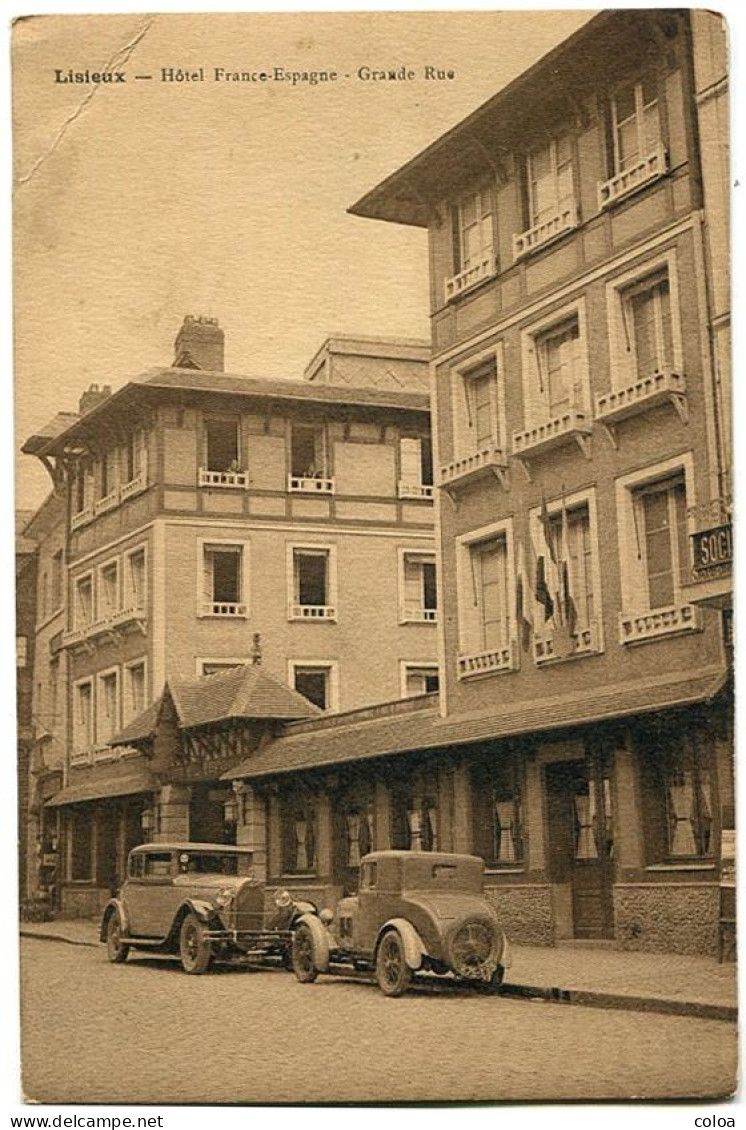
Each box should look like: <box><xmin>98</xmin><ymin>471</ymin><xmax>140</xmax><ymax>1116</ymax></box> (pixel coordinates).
<box><xmin>400</xmin><ymin>552</ymin><xmax>437</xmax><ymax>622</ymax></box>
<box><xmin>391</xmin><ymin>780</ymin><xmax>439</xmax><ymax>852</ymax></box>
<box><xmin>74</xmin><ymin>575</ymin><xmax>94</xmax><ymax>629</ymax></box>
<box><xmin>123</xmin><ymin>429</ymin><xmax>145</xmax><ymax>485</ymax></box>
<box><xmin>204</xmin><ymin>417</ymin><xmax>240</xmax><ymax>472</ymax></box>
<box><xmin>281</xmin><ymin>792</ymin><xmax>316</xmax><ymax>874</ymax></box>
<box><xmin>99</xmin><ymin>446</ymin><xmax>118</xmax><ymax>501</ymax></box>
<box><xmin>98</xmin><ymin>561</ymin><xmax>119</xmax><ymax>620</ymax></box>
<box><xmin>622</xmin><ymin>269</ymin><xmax>674</xmax><ymax>379</ymax></box>
<box><xmin>399</xmin><ymin>436</ymin><xmax>433</xmax><ymax>498</ymax></box>
<box><xmin>471</xmin><ymin>538</ymin><xmax>510</xmax><ymax>652</ymax></box>
<box><xmin>472</xmin><ymin>756</ymin><xmax>524</xmax><ymax>868</ymax></box>
<box><xmin>202</xmin><ymin>544</ymin><xmax>246</xmax><ymax>616</ymax></box>
<box><xmin>74</xmin><ymin>680</ymin><xmax>94</xmax><ymax>750</ymax></box>
<box><xmin>293</xmin><ymin>665</ymin><xmax>330</xmax><ymax>711</ymax></box>
<box><xmin>446</xmin><ymin>185</ymin><xmax>495</xmax><ymax>300</ymax></box>
<box><xmin>527</xmin><ymin>134</ymin><xmax>574</xmax><ymax>227</ymax></box>
<box><xmin>124</xmin><ymin>661</ymin><xmax>146</xmax><ymax>722</ymax></box>
<box><xmin>290</xmin><ymin>547</ymin><xmax>335</xmax><ymax>619</ymax></box>
<box><xmin>50</xmin><ymin>550</ymin><xmax>63</xmax><ymax>612</ymax></box>
<box><xmin>612</xmin><ymin>76</ymin><xmax>661</xmax><ymax>174</ymax></box>
<box><xmin>548</xmin><ymin>503</ymin><xmax>595</xmax><ymax>633</ymax></box>
<box><xmin>536</xmin><ymin>317</ymin><xmax>581</xmax><ymax>418</ymax></box>
<box><xmin>518</xmin><ymin>303</ymin><xmax>590</xmax><ymax>440</ymax></box>
<box><xmin>343</xmin><ymin>805</ymin><xmax>374</xmax><ymax>869</ymax></box>
<box><xmin>289</xmin><ymin>423</ymin><xmax>331</xmax><ymax>492</ymax></box>
<box><xmin>124</xmin><ymin>547</ymin><xmax>146</xmax><ymax>611</ymax></box>
<box><xmin>97</xmin><ymin>669</ymin><xmax>119</xmax><ymax>745</ymax></box>
<box><xmin>49</xmin><ymin>656</ymin><xmax>60</xmax><ymax>724</ymax></box>
<box><xmin>73</xmin><ymin>460</ymin><xmax>91</xmax><ymax>516</ymax></box>
<box><xmin>643</xmin><ymin>728</ymin><xmax>714</xmax><ymax>862</ymax></box>
<box><xmin>465</xmin><ymin>358</ymin><xmax>500</xmax><ymax>450</ymax></box>
<box><xmin>16</xmin><ymin>636</ymin><xmax>27</xmax><ymax>668</ymax></box>
<box><xmin>402</xmin><ymin>664</ymin><xmax>440</xmax><ymax>698</ymax></box>
<box><xmin>634</xmin><ymin>476</ymin><xmax>688</xmax><ymax>611</ymax></box>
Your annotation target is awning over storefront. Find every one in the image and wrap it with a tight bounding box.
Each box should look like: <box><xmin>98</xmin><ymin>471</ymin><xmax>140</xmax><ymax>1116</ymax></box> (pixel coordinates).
<box><xmin>45</xmin><ymin>753</ymin><xmax>155</xmax><ymax>807</ymax></box>
<box><xmin>225</xmin><ymin>668</ymin><xmax>729</xmax><ymax>782</ymax></box>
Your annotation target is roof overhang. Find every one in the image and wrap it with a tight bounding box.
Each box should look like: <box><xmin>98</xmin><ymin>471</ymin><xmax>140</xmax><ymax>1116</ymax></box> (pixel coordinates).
<box><xmin>45</xmin><ymin>755</ymin><xmax>155</xmax><ymax>807</ymax></box>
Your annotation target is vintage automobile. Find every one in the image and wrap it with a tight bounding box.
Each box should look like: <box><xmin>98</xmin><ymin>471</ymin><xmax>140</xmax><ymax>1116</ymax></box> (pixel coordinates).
<box><xmin>100</xmin><ymin>842</ymin><xmax>316</xmax><ymax>974</ymax></box>
<box><xmin>291</xmin><ymin>850</ymin><xmax>511</xmax><ymax>996</ymax></box>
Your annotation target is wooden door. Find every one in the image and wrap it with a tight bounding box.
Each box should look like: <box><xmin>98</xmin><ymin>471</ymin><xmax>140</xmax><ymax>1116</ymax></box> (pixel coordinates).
<box><xmin>545</xmin><ymin>758</ymin><xmax>614</xmax><ymax>939</ymax></box>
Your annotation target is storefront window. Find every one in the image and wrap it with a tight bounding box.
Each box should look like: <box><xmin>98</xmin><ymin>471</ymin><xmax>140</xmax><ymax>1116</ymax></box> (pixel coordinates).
<box><xmin>642</xmin><ymin>728</ymin><xmax>715</xmax><ymax>862</ymax></box>
<box><xmin>281</xmin><ymin>791</ymin><xmax>316</xmax><ymax>874</ymax></box>
<box><xmin>472</xmin><ymin>753</ymin><xmax>524</xmax><ymax>867</ymax></box>
<box><xmin>69</xmin><ymin>808</ymin><xmax>94</xmax><ymax>881</ymax></box>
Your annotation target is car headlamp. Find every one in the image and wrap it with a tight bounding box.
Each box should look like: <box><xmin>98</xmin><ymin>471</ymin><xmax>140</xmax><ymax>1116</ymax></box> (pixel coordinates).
<box><xmin>215</xmin><ymin>888</ymin><xmax>235</xmax><ymax>908</ymax></box>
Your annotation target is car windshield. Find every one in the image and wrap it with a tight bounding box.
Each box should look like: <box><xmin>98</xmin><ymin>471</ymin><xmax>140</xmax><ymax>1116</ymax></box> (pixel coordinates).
<box><xmin>177</xmin><ymin>853</ymin><xmax>250</xmax><ymax>876</ymax></box>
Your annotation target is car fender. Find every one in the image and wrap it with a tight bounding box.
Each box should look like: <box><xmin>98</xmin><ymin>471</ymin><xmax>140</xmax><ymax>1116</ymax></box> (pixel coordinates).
<box><xmin>100</xmin><ymin>898</ymin><xmax>129</xmax><ymax>942</ymax></box>
<box><xmin>376</xmin><ymin>918</ymin><xmax>426</xmax><ymax>971</ymax></box>
<box><xmin>297</xmin><ymin>912</ymin><xmax>330</xmax><ymax>972</ymax></box>
<box><xmin>180</xmin><ymin>897</ymin><xmax>218</xmax><ymax>924</ymax></box>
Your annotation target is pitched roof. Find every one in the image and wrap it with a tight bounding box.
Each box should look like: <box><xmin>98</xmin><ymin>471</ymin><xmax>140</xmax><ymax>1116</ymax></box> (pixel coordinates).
<box><xmin>110</xmin><ymin>664</ymin><xmax>319</xmax><ymax>747</ymax></box>
<box><xmin>45</xmin><ymin>753</ymin><xmax>154</xmax><ymax>807</ymax></box>
<box><xmin>225</xmin><ymin>668</ymin><xmax>728</xmax><ymax>781</ymax></box>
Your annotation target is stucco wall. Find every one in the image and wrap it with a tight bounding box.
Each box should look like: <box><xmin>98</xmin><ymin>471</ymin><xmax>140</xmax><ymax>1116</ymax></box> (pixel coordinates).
<box><xmin>613</xmin><ymin>882</ymin><xmax>720</xmax><ymax>956</ymax></box>
<box><xmin>485</xmin><ymin>883</ymin><xmax>554</xmax><ymax>946</ymax></box>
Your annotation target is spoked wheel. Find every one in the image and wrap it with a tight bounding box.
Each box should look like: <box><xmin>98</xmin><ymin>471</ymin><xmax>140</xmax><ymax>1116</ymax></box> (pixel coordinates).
<box><xmin>291</xmin><ymin>923</ymin><xmax>319</xmax><ymax>983</ymax></box>
<box><xmin>375</xmin><ymin>930</ymin><xmax>412</xmax><ymax>997</ymax></box>
<box><xmin>105</xmin><ymin>912</ymin><xmax>129</xmax><ymax>964</ymax></box>
<box><xmin>179</xmin><ymin>912</ymin><xmax>213</xmax><ymax>975</ymax></box>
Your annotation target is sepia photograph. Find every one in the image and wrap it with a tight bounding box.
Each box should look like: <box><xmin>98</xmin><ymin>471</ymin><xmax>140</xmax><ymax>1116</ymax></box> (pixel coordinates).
<box><xmin>9</xmin><ymin>4</ymin><xmax>737</xmax><ymax>1110</ymax></box>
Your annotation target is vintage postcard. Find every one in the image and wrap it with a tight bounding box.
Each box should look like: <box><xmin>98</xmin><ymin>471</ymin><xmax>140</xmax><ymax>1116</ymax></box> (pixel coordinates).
<box><xmin>11</xmin><ymin>7</ymin><xmax>736</xmax><ymax>1109</ymax></box>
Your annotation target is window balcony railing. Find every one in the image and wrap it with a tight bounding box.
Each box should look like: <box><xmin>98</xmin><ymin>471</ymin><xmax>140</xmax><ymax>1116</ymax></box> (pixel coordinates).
<box><xmin>198</xmin><ymin>468</ymin><xmax>248</xmax><ymax>489</ymax></box>
<box><xmin>201</xmin><ymin>601</ymin><xmax>247</xmax><ymax>617</ymax></box>
<box><xmin>120</xmin><ymin>468</ymin><xmax>148</xmax><ymax>501</ymax></box>
<box><xmin>598</xmin><ymin>144</ymin><xmax>668</xmax><ymax>210</ymax></box>
<box><xmin>288</xmin><ymin>475</ymin><xmax>335</xmax><ymax>495</ymax></box>
<box><xmin>70</xmin><ymin>505</ymin><xmax>94</xmax><ymax>531</ymax></box>
<box><xmin>290</xmin><ymin>604</ymin><xmax>336</xmax><ymax>621</ymax></box>
<box><xmin>534</xmin><ymin>620</ymin><xmax>601</xmax><ymax>665</ymax></box>
<box><xmin>513</xmin><ymin>201</ymin><xmax>580</xmax><ymax>261</ymax></box>
<box><xmin>619</xmin><ymin>603</ymin><xmax>702</xmax><ymax>645</ymax></box>
<box><xmin>512</xmin><ymin>409</ymin><xmax>592</xmax><ymax>478</ymax></box>
<box><xmin>398</xmin><ymin>481</ymin><xmax>434</xmax><ymax>500</ymax></box>
<box><xmin>94</xmin><ymin>489</ymin><xmax>120</xmax><ymax>516</ymax></box>
<box><xmin>62</xmin><ymin>605</ymin><xmax>147</xmax><ymax>648</ymax></box>
<box><xmin>596</xmin><ymin>370</ymin><xmax>687</xmax><ymax>447</ymax></box>
<box><xmin>70</xmin><ymin>744</ymin><xmax>117</xmax><ymax>767</ymax></box>
<box><xmin>402</xmin><ymin>607</ymin><xmax>438</xmax><ymax>624</ymax></box>
<box><xmin>445</xmin><ymin>252</ymin><xmax>496</xmax><ymax>303</ymax></box>
<box><xmin>457</xmin><ymin>640</ymin><xmax>518</xmax><ymax>679</ymax></box>
<box><xmin>439</xmin><ymin>445</ymin><xmax>509</xmax><ymax>494</ymax></box>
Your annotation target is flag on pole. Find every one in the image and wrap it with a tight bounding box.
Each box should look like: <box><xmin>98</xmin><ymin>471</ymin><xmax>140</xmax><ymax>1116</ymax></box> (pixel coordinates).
<box><xmin>538</xmin><ymin>496</ymin><xmax>561</xmax><ymax>623</ymax></box>
<box><xmin>515</xmin><ymin>538</ymin><xmax>533</xmax><ymax>651</ymax></box>
<box><xmin>535</xmin><ymin>553</ymin><xmax>554</xmax><ymax>622</ymax></box>
<box><xmin>559</xmin><ymin>490</ymin><xmax>578</xmax><ymax>634</ymax></box>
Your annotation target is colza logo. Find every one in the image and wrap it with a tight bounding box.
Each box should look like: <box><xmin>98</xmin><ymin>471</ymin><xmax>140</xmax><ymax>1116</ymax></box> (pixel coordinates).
<box><xmin>54</xmin><ymin>70</ymin><xmax>127</xmax><ymax>83</ymax></box>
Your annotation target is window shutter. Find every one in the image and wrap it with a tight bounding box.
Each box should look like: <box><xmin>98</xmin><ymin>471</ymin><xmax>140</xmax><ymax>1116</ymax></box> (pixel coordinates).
<box><xmin>451</xmin><ymin>204</ymin><xmax>462</xmax><ymax>273</ymax></box>
<box><xmin>203</xmin><ymin>550</ymin><xmax>214</xmax><ymax>604</ymax></box>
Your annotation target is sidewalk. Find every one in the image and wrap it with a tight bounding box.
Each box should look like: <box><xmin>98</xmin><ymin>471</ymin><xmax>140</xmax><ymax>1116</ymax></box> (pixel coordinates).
<box><xmin>20</xmin><ymin>918</ymin><xmax>737</xmax><ymax>1020</ymax></box>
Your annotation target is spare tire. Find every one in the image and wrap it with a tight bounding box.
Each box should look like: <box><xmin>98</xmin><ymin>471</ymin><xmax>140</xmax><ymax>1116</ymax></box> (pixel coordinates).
<box><xmin>444</xmin><ymin>914</ymin><xmax>501</xmax><ymax>981</ymax></box>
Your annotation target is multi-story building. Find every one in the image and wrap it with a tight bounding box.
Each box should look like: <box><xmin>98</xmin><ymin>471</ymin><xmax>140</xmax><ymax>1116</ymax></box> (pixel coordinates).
<box><xmin>16</xmin><ymin>511</ymin><xmax>38</xmax><ymax>904</ymax></box>
<box><xmin>204</xmin><ymin>9</ymin><xmax>731</xmax><ymax>955</ymax></box>
<box><xmin>23</xmin><ymin>318</ymin><xmax>436</xmax><ymax>915</ymax></box>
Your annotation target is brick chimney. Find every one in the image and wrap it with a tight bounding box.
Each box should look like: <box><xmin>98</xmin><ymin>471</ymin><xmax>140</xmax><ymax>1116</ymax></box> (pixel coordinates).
<box><xmin>173</xmin><ymin>315</ymin><xmax>225</xmax><ymax>372</ymax></box>
<box><xmin>78</xmin><ymin>383</ymin><xmax>112</xmax><ymax>415</ymax></box>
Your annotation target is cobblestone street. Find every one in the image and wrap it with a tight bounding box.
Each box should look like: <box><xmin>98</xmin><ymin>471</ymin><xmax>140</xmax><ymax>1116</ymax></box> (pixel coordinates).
<box><xmin>20</xmin><ymin>938</ymin><xmax>737</xmax><ymax>1105</ymax></box>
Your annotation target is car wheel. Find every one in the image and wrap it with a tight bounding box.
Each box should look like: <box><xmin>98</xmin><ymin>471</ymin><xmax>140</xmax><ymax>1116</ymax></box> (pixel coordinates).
<box><xmin>291</xmin><ymin>923</ymin><xmax>319</xmax><ymax>983</ymax></box>
<box><xmin>179</xmin><ymin>912</ymin><xmax>213</xmax><ymax>975</ymax></box>
<box><xmin>375</xmin><ymin>930</ymin><xmax>412</xmax><ymax>997</ymax></box>
<box><xmin>105</xmin><ymin>912</ymin><xmax>129</xmax><ymax>964</ymax></box>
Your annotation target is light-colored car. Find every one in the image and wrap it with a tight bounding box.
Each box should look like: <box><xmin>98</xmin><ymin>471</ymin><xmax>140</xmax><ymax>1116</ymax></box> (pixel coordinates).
<box><xmin>100</xmin><ymin>842</ymin><xmax>315</xmax><ymax>974</ymax></box>
<box><xmin>291</xmin><ymin>850</ymin><xmax>511</xmax><ymax>996</ymax></box>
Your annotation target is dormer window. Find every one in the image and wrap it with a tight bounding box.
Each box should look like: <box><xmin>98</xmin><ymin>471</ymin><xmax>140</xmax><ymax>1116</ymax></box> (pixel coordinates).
<box><xmin>446</xmin><ymin>186</ymin><xmax>496</xmax><ymax>301</ymax></box>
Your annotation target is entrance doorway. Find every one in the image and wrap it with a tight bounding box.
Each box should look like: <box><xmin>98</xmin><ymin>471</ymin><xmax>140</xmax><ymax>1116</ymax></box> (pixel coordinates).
<box><xmin>545</xmin><ymin>756</ymin><xmax>614</xmax><ymax>939</ymax></box>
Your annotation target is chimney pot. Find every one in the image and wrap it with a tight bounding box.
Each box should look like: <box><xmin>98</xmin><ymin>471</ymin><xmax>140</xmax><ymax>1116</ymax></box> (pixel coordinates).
<box><xmin>78</xmin><ymin>383</ymin><xmax>112</xmax><ymax>416</ymax></box>
<box><xmin>173</xmin><ymin>314</ymin><xmax>225</xmax><ymax>371</ymax></box>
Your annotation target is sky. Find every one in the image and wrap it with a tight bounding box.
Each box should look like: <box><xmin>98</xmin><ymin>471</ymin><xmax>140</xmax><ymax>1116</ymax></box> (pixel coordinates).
<box><xmin>12</xmin><ymin>9</ymin><xmax>596</xmax><ymax>511</ymax></box>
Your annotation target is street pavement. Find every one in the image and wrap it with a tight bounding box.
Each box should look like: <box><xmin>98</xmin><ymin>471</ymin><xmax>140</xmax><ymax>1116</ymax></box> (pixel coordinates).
<box><xmin>19</xmin><ymin>936</ymin><xmax>737</xmax><ymax>1104</ymax></box>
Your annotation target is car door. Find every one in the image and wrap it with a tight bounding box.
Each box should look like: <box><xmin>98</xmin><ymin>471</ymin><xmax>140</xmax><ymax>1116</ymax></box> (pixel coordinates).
<box><xmin>126</xmin><ymin>850</ymin><xmax>178</xmax><ymax>938</ymax></box>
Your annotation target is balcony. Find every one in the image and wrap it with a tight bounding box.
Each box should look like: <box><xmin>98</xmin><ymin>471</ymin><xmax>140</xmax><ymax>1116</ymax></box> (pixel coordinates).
<box><xmin>290</xmin><ymin>604</ymin><xmax>336</xmax><ymax>621</ymax></box>
<box><xmin>398</xmin><ymin>481</ymin><xmax>434</xmax><ymax>501</ymax></box>
<box><xmin>512</xmin><ymin>409</ymin><xmax>592</xmax><ymax>480</ymax></box>
<box><xmin>457</xmin><ymin>640</ymin><xmax>518</xmax><ymax>680</ymax></box>
<box><xmin>198</xmin><ymin>468</ymin><xmax>248</xmax><ymax>489</ymax></box>
<box><xmin>619</xmin><ymin>603</ymin><xmax>702</xmax><ymax>645</ymax></box>
<box><xmin>288</xmin><ymin>475</ymin><xmax>335</xmax><ymax>495</ymax></box>
<box><xmin>596</xmin><ymin>370</ymin><xmax>687</xmax><ymax>447</ymax></box>
<box><xmin>598</xmin><ymin>144</ymin><xmax>668</xmax><ymax>210</ymax></box>
<box><xmin>513</xmin><ymin>201</ymin><xmax>579</xmax><ymax>261</ymax></box>
<box><xmin>121</xmin><ymin>468</ymin><xmax>148</xmax><ymax>501</ymax></box>
<box><xmin>201</xmin><ymin>601</ymin><xmax>247</xmax><ymax>617</ymax></box>
<box><xmin>70</xmin><ymin>744</ymin><xmax>118</xmax><ymax>768</ymax></box>
<box><xmin>70</xmin><ymin>505</ymin><xmax>94</xmax><ymax>531</ymax></box>
<box><xmin>439</xmin><ymin>444</ymin><xmax>509</xmax><ymax>500</ymax></box>
<box><xmin>534</xmin><ymin>621</ymin><xmax>601</xmax><ymax>665</ymax></box>
<box><xmin>94</xmin><ymin>489</ymin><xmax>120</xmax><ymax>516</ymax></box>
<box><xmin>445</xmin><ymin>252</ymin><xmax>496</xmax><ymax>303</ymax></box>
<box><xmin>63</xmin><ymin>605</ymin><xmax>147</xmax><ymax>649</ymax></box>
